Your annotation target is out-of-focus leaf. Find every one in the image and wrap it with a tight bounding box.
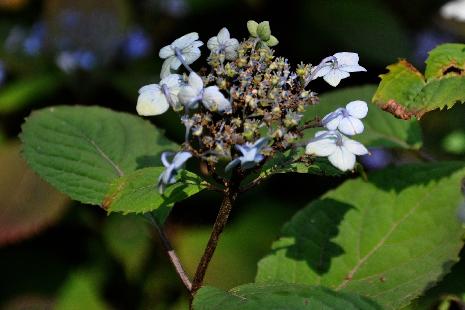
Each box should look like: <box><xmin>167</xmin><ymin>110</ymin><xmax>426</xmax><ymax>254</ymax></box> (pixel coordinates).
<box><xmin>0</xmin><ymin>74</ymin><xmax>62</xmax><ymax>114</ymax></box>
<box><xmin>193</xmin><ymin>283</ymin><xmax>382</xmax><ymax>310</ymax></box>
<box><xmin>0</xmin><ymin>142</ymin><xmax>68</xmax><ymax>246</ymax></box>
<box><xmin>304</xmin><ymin>85</ymin><xmax>422</xmax><ymax>149</ymax></box>
<box><xmin>301</xmin><ymin>0</ymin><xmax>410</xmax><ymax>64</ymax></box>
<box><xmin>102</xmin><ymin>214</ymin><xmax>151</xmax><ymax>281</ymax></box>
<box><xmin>104</xmin><ymin>168</ymin><xmax>206</xmax><ymax>217</ymax></box>
<box><xmin>55</xmin><ymin>270</ymin><xmax>108</xmax><ymax>310</ymax></box>
<box><xmin>256</xmin><ymin>162</ymin><xmax>465</xmax><ymax>309</ymax></box>
<box><xmin>442</xmin><ymin>130</ymin><xmax>465</xmax><ymax>154</ymax></box>
<box><xmin>174</xmin><ymin>199</ymin><xmax>294</xmax><ymax>289</ymax></box>
<box><xmin>20</xmin><ymin>106</ymin><xmax>178</xmax><ymax>205</ymax></box>
<box><xmin>373</xmin><ymin>44</ymin><xmax>465</xmax><ymax>120</ymax></box>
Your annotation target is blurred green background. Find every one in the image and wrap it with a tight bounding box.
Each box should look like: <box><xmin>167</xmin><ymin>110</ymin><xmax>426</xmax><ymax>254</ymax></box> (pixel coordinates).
<box><xmin>0</xmin><ymin>0</ymin><xmax>464</xmax><ymax>309</ymax></box>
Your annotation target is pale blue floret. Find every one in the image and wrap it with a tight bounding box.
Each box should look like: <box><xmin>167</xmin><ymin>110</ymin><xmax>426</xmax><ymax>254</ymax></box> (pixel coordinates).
<box><xmin>225</xmin><ymin>137</ymin><xmax>268</xmax><ymax>172</ymax></box>
<box><xmin>158</xmin><ymin>151</ymin><xmax>192</xmax><ymax>193</ymax></box>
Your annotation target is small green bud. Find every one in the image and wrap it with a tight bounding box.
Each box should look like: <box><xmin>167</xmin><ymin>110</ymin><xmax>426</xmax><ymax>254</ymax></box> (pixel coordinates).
<box><xmin>265</xmin><ymin>35</ymin><xmax>279</xmax><ymax>47</ymax></box>
<box><xmin>257</xmin><ymin>21</ymin><xmax>271</xmax><ymax>41</ymax></box>
<box><xmin>247</xmin><ymin>20</ymin><xmax>259</xmax><ymax>37</ymax></box>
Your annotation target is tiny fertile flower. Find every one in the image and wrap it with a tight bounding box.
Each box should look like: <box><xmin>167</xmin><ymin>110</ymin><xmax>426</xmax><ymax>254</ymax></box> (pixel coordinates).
<box><xmin>159</xmin><ymin>32</ymin><xmax>203</xmax><ymax>78</ymax></box>
<box><xmin>158</xmin><ymin>151</ymin><xmax>192</xmax><ymax>194</ymax></box>
<box><xmin>225</xmin><ymin>137</ymin><xmax>268</xmax><ymax>171</ymax></box>
<box><xmin>306</xmin><ymin>131</ymin><xmax>369</xmax><ymax>172</ymax></box>
<box><xmin>178</xmin><ymin>72</ymin><xmax>232</xmax><ymax>113</ymax></box>
<box><xmin>207</xmin><ymin>27</ymin><xmax>239</xmax><ymax>61</ymax></box>
<box><xmin>312</xmin><ymin>52</ymin><xmax>366</xmax><ymax>87</ymax></box>
<box><xmin>322</xmin><ymin>100</ymin><xmax>368</xmax><ymax>136</ymax></box>
<box><xmin>137</xmin><ymin>74</ymin><xmax>182</xmax><ymax>116</ymax></box>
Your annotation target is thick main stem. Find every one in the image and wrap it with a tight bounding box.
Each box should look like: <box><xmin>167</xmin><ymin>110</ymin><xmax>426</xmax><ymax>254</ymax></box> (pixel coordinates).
<box><xmin>147</xmin><ymin>214</ymin><xmax>192</xmax><ymax>293</ymax></box>
<box><xmin>191</xmin><ymin>184</ymin><xmax>239</xmax><ymax>294</ymax></box>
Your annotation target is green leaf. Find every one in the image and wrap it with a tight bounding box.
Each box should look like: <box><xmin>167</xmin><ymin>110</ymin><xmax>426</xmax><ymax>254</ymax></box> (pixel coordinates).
<box><xmin>304</xmin><ymin>85</ymin><xmax>422</xmax><ymax>149</ymax></box>
<box><xmin>20</xmin><ymin>106</ymin><xmax>178</xmax><ymax>205</ymax></box>
<box><xmin>256</xmin><ymin>162</ymin><xmax>465</xmax><ymax>309</ymax></box>
<box><xmin>247</xmin><ymin>20</ymin><xmax>259</xmax><ymax>37</ymax></box>
<box><xmin>406</xmin><ymin>248</ymin><xmax>465</xmax><ymax>309</ymax></box>
<box><xmin>373</xmin><ymin>44</ymin><xmax>465</xmax><ymax>120</ymax></box>
<box><xmin>102</xmin><ymin>214</ymin><xmax>151</xmax><ymax>280</ymax></box>
<box><xmin>0</xmin><ymin>73</ymin><xmax>62</xmax><ymax>114</ymax></box>
<box><xmin>265</xmin><ymin>35</ymin><xmax>279</xmax><ymax>47</ymax></box>
<box><xmin>104</xmin><ymin>167</ymin><xmax>206</xmax><ymax>215</ymax></box>
<box><xmin>256</xmin><ymin>21</ymin><xmax>271</xmax><ymax>41</ymax></box>
<box><xmin>55</xmin><ymin>270</ymin><xmax>108</xmax><ymax>310</ymax></box>
<box><xmin>193</xmin><ymin>283</ymin><xmax>382</xmax><ymax>310</ymax></box>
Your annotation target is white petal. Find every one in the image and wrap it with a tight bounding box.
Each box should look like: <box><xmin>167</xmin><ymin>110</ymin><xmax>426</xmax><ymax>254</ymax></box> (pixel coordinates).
<box><xmin>172</xmin><ymin>152</ymin><xmax>192</xmax><ymax>169</ymax></box>
<box><xmin>138</xmin><ymin>84</ymin><xmax>160</xmax><ymax>94</ymax></box>
<box><xmin>202</xmin><ymin>86</ymin><xmax>229</xmax><ymax>112</ymax></box>
<box><xmin>338</xmin><ymin>116</ymin><xmax>364</xmax><ymax>135</ymax></box>
<box><xmin>159</xmin><ymin>45</ymin><xmax>174</xmax><ymax>59</ymax></box>
<box><xmin>217</xmin><ymin>27</ymin><xmax>230</xmax><ymax>44</ymax></box>
<box><xmin>169</xmin><ymin>56</ymin><xmax>182</xmax><ymax>70</ymax></box>
<box><xmin>328</xmin><ymin>147</ymin><xmax>356</xmax><ymax>171</ymax></box>
<box><xmin>305</xmin><ymin>138</ymin><xmax>337</xmax><ymax>157</ymax></box>
<box><xmin>160</xmin><ymin>74</ymin><xmax>182</xmax><ymax>88</ymax></box>
<box><xmin>207</xmin><ymin>36</ymin><xmax>220</xmax><ymax>52</ymax></box>
<box><xmin>180</xmin><ymin>47</ymin><xmax>201</xmax><ymax>65</ymax></box>
<box><xmin>160</xmin><ymin>58</ymin><xmax>174</xmax><ymax>79</ymax></box>
<box><xmin>346</xmin><ymin>100</ymin><xmax>368</xmax><ymax>119</ymax></box>
<box><xmin>343</xmin><ymin>138</ymin><xmax>369</xmax><ymax>155</ymax></box>
<box><xmin>312</xmin><ymin>64</ymin><xmax>332</xmax><ymax>78</ymax></box>
<box><xmin>333</xmin><ymin>52</ymin><xmax>359</xmax><ymax>66</ymax></box>
<box><xmin>136</xmin><ymin>89</ymin><xmax>169</xmax><ymax>116</ymax></box>
<box><xmin>322</xmin><ymin>109</ymin><xmax>343</xmax><ymax>130</ymax></box>
<box><xmin>172</xmin><ymin>32</ymin><xmax>199</xmax><ymax>49</ymax></box>
<box><xmin>188</xmin><ymin>72</ymin><xmax>204</xmax><ymax>91</ymax></box>
<box><xmin>323</xmin><ymin>69</ymin><xmax>350</xmax><ymax>87</ymax></box>
<box><xmin>315</xmin><ymin>130</ymin><xmax>331</xmax><ymax>138</ymax></box>
<box><xmin>340</xmin><ymin>64</ymin><xmax>367</xmax><ymax>73</ymax></box>
<box><xmin>178</xmin><ymin>85</ymin><xmax>201</xmax><ymax>105</ymax></box>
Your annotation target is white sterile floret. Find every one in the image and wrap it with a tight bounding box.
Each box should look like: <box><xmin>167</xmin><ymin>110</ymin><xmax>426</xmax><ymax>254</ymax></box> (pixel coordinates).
<box><xmin>313</xmin><ymin>52</ymin><xmax>366</xmax><ymax>87</ymax></box>
<box><xmin>322</xmin><ymin>100</ymin><xmax>368</xmax><ymax>136</ymax></box>
<box><xmin>178</xmin><ymin>72</ymin><xmax>232</xmax><ymax>113</ymax></box>
<box><xmin>159</xmin><ymin>32</ymin><xmax>203</xmax><ymax>78</ymax></box>
<box><xmin>305</xmin><ymin>131</ymin><xmax>369</xmax><ymax>172</ymax></box>
<box><xmin>137</xmin><ymin>74</ymin><xmax>182</xmax><ymax>116</ymax></box>
<box><xmin>441</xmin><ymin>0</ymin><xmax>465</xmax><ymax>21</ymax></box>
<box><xmin>207</xmin><ymin>27</ymin><xmax>240</xmax><ymax>60</ymax></box>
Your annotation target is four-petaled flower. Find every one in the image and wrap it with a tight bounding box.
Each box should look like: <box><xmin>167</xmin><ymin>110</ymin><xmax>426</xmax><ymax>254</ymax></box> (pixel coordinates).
<box><xmin>159</xmin><ymin>32</ymin><xmax>203</xmax><ymax>78</ymax></box>
<box><xmin>207</xmin><ymin>27</ymin><xmax>239</xmax><ymax>61</ymax></box>
<box><xmin>158</xmin><ymin>151</ymin><xmax>192</xmax><ymax>194</ymax></box>
<box><xmin>137</xmin><ymin>74</ymin><xmax>182</xmax><ymax>116</ymax></box>
<box><xmin>305</xmin><ymin>131</ymin><xmax>369</xmax><ymax>171</ymax></box>
<box><xmin>225</xmin><ymin>137</ymin><xmax>268</xmax><ymax>171</ymax></box>
<box><xmin>322</xmin><ymin>100</ymin><xmax>368</xmax><ymax>136</ymax></box>
<box><xmin>178</xmin><ymin>72</ymin><xmax>232</xmax><ymax>113</ymax></box>
<box><xmin>313</xmin><ymin>52</ymin><xmax>366</xmax><ymax>87</ymax></box>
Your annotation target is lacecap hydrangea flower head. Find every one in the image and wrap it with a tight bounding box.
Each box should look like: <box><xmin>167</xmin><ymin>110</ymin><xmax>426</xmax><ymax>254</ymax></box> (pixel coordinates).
<box><xmin>136</xmin><ymin>20</ymin><xmax>370</xmax><ymax>192</ymax></box>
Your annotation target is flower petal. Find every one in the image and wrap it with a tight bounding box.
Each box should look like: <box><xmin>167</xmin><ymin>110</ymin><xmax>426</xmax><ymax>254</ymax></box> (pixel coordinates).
<box><xmin>172</xmin><ymin>151</ymin><xmax>192</xmax><ymax>169</ymax></box>
<box><xmin>305</xmin><ymin>137</ymin><xmax>337</xmax><ymax>157</ymax></box>
<box><xmin>136</xmin><ymin>88</ymin><xmax>169</xmax><ymax>116</ymax></box>
<box><xmin>333</xmin><ymin>52</ymin><xmax>359</xmax><ymax>66</ymax></box>
<box><xmin>188</xmin><ymin>72</ymin><xmax>204</xmax><ymax>92</ymax></box>
<box><xmin>159</xmin><ymin>45</ymin><xmax>174</xmax><ymax>59</ymax></box>
<box><xmin>178</xmin><ymin>85</ymin><xmax>201</xmax><ymax>106</ymax></box>
<box><xmin>160</xmin><ymin>58</ymin><xmax>174</xmax><ymax>79</ymax></box>
<box><xmin>312</xmin><ymin>64</ymin><xmax>332</xmax><ymax>78</ymax></box>
<box><xmin>225</xmin><ymin>158</ymin><xmax>241</xmax><ymax>172</ymax></box>
<box><xmin>328</xmin><ymin>146</ymin><xmax>356</xmax><ymax>171</ymax></box>
<box><xmin>322</xmin><ymin>109</ymin><xmax>343</xmax><ymax>130</ymax></box>
<box><xmin>138</xmin><ymin>84</ymin><xmax>160</xmax><ymax>94</ymax></box>
<box><xmin>207</xmin><ymin>36</ymin><xmax>220</xmax><ymax>52</ymax></box>
<box><xmin>340</xmin><ymin>64</ymin><xmax>367</xmax><ymax>73</ymax></box>
<box><xmin>160</xmin><ymin>74</ymin><xmax>182</xmax><ymax>89</ymax></box>
<box><xmin>202</xmin><ymin>86</ymin><xmax>229</xmax><ymax>112</ymax></box>
<box><xmin>343</xmin><ymin>138</ymin><xmax>369</xmax><ymax>155</ymax></box>
<box><xmin>338</xmin><ymin>116</ymin><xmax>364</xmax><ymax>135</ymax></box>
<box><xmin>217</xmin><ymin>27</ymin><xmax>230</xmax><ymax>44</ymax></box>
<box><xmin>172</xmin><ymin>32</ymin><xmax>199</xmax><ymax>49</ymax></box>
<box><xmin>180</xmin><ymin>47</ymin><xmax>201</xmax><ymax>65</ymax></box>
<box><xmin>323</xmin><ymin>69</ymin><xmax>350</xmax><ymax>87</ymax></box>
<box><xmin>346</xmin><ymin>100</ymin><xmax>368</xmax><ymax>118</ymax></box>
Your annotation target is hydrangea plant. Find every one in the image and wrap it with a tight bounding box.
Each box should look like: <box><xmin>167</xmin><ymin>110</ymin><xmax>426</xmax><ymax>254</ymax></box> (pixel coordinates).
<box><xmin>19</xmin><ymin>21</ymin><xmax>465</xmax><ymax>309</ymax></box>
